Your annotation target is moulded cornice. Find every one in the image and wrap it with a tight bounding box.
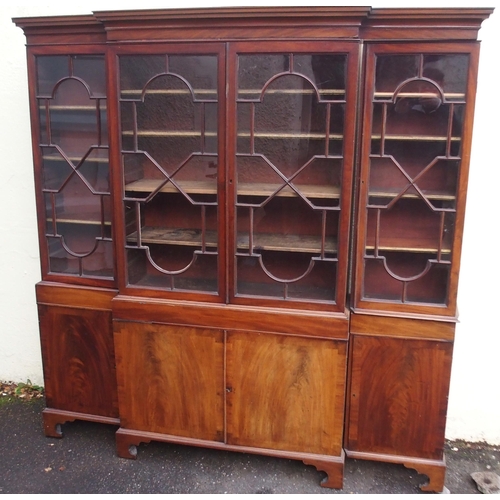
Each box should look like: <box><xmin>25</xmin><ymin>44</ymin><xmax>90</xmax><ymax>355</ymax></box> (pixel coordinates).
<box><xmin>13</xmin><ymin>6</ymin><xmax>494</xmax><ymax>44</ymax></box>
<box><xmin>362</xmin><ymin>7</ymin><xmax>494</xmax><ymax>40</ymax></box>
<box><xmin>12</xmin><ymin>15</ymin><xmax>106</xmax><ymax>45</ymax></box>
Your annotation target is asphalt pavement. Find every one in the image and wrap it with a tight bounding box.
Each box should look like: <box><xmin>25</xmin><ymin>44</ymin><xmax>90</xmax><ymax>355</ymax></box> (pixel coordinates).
<box><xmin>1</xmin><ymin>397</ymin><xmax>498</xmax><ymax>494</ymax></box>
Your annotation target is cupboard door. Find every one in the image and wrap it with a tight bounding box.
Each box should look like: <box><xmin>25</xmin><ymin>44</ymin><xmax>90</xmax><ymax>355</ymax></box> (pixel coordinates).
<box><xmin>228</xmin><ymin>42</ymin><xmax>359</xmax><ymax>311</ymax></box>
<box><xmin>38</xmin><ymin>303</ymin><xmax>118</xmax><ymax>418</ymax></box>
<box><xmin>226</xmin><ymin>331</ymin><xmax>347</xmax><ymax>456</ymax></box>
<box><xmin>114</xmin><ymin>321</ymin><xmax>225</xmax><ymax>441</ymax></box>
<box><xmin>116</xmin><ymin>45</ymin><xmax>226</xmax><ymax>298</ymax></box>
<box><xmin>34</xmin><ymin>53</ymin><xmax>114</xmax><ymax>282</ymax></box>
<box><xmin>346</xmin><ymin>334</ymin><xmax>453</xmax><ymax>460</ymax></box>
<box><xmin>354</xmin><ymin>42</ymin><xmax>480</xmax><ymax>316</ymax></box>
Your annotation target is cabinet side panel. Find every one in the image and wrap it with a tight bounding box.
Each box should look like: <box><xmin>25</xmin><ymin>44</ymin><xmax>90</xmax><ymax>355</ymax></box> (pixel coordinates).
<box><xmin>38</xmin><ymin>304</ymin><xmax>118</xmax><ymax>418</ymax></box>
<box><xmin>226</xmin><ymin>331</ymin><xmax>347</xmax><ymax>456</ymax></box>
<box><xmin>114</xmin><ymin>321</ymin><xmax>224</xmax><ymax>441</ymax></box>
<box><xmin>346</xmin><ymin>334</ymin><xmax>452</xmax><ymax>460</ymax></box>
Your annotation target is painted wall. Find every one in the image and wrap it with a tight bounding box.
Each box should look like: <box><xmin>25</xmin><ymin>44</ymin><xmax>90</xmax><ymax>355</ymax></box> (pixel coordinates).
<box><xmin>1</xmin><ymin>0</ymin><xmax>498</xmax><ymax>444</ymax></box>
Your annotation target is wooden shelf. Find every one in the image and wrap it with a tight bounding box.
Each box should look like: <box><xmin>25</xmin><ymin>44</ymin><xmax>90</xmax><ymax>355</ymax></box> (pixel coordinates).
<box><xmin>127</xmin><ymin>226</ymin><xmax>336</xmax><ymax>254</ymax></box>
<box><xmin>42</xmin><ymin>155</ymin><xmax>108</xmax><ymax>163</ymax></box>
<box><xmin>374</xmin><ymin>91</ymin><xmax>465</xmax><ymax>100</ymax></box>
<box><xmin>125</xmin><ymin>179</ymin><xmax>217</xmax><ymax>195</ymax></box>
<box><xmin>122</xmin><ymin>130</ymin><xmax>341</xmax><ymax>140</ymax></box>
<box><xmin>366</xmin><ymin>241</ymin><xmax>451</xmax><ymax>254</ymax></box>
<box><xmin>369</xmin><ymin>189</ymin><xmax>455</xmax><ymax>201</ymax></box>
<box><xmin>371</xmin><ymin>134</ymin><xmax>460</xmax><ymax>142</ymax></box>
<box><xmin>239</xmin><ymin>233</ymin><xmax>337</xmax><ymax>254</ymax></box>
<box><xmin>128</xmin><ymin>227</ymin><xmax>218</xmax><ymax>247</ymax></box>
<box><xmin>122</xmin><ymin>130</ymin><xmax>216</xmax><ymax>138</ymax></box>
<box><xmin>239</xmin><ymin>89</ymin><xmax>345</xmax><ymax>96</ymax></box>
<box><xmin>39</xmin><ymin>105</ymin><xmax>106</xmax><ymax>111</ymax></box>
<box><xmin>125</xmin><ymin>178</ymin><xmax>340</xmax><ymax>199</ymax></box>
<box><xmin>238</xmin><ymin>132</ymin><xmax>342</xmax><ymax>140</ymax></box>
<box><xmin>239</xmin><ymin>183</ymin><xmax>340</xmax><ymax>199</ymax></box>
<box><xmin>47</xmin><ymin>216</ymin><xmax>111</xmax><ymax>226</ymax></box>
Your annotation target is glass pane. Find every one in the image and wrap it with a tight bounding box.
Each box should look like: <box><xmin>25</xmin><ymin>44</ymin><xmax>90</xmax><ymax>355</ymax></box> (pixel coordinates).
<box><xmin>169</xmin><ymin>55</ymin><xmax>218</xmax><ymax>101</ymax></box>
<box><xmin>119</xmin><ymin>53</ymin><xmax>219</xmax><ymax>293</ymax></box>
<box><xmin>237</xmin><ymin>54</ymin><xmax>290</xmax><ymax>100</ymax></box>
<box><xmin>36</xmin><ymin>54</ymin><xmax>112</xmax><ymax>279</ymax></box>
<box><xmin>235</xmin><ymin>52</ymin><xmax>346</xmax><ymax>304</ymax></box>
<box><xmin>73</xmin><ymin>55</ymin><xmax>106</xmax><ymax>97</ymax></box>
<box><xmin>236</xmin><ymin>254</ymin><xmax>336</xmax><ymax>301</ymax></box>
<box><xmin>295</xmin><ymin>54</ymin><xmax>346</xmax><ymax>101</ymax></box>
<box><xmin>37</xmin><ymin>55</ymin><xmax>107</xmax><ymax>98</ymax></box>
<box><xmin>363</xmin><ymin>257</ymin><xmax>449</xmax><ymax>305</ymax></box>
<box><xmin>368</xmin><ymin>156</ymin><xmax>459</xmax><ymax>210</ymax></box>
<box><xmin>37</xmin><ymin>56</ymin><xmax>68</xmax><ymax>96</ymax></box>
<box><xmin>375</xmin><ymin>55</ymin><xmax>419</xmax><ymax>95</ymax></box>
<box><xmin>375</xmin><ymin>53</ymin><xmax>470</xmax><ymax>100</ymax></box>
<box><xmin>120</xmin><ymin>55</ymin><xmax>166</xmax><ymax>98</ymax></box>
<box><xmin>423</xmin><ymin>54</ymin><xmax>469</xmax><ymax>98</ymax></box>
<box><xmin>47</xmin><ymin>235</ymin><xmax>113</xmax><ymax>278</ymax></box>
<box><xmin>126</xmin><ymin>248</ymin><xmax>218</xmax><ymax>292</ymax></box>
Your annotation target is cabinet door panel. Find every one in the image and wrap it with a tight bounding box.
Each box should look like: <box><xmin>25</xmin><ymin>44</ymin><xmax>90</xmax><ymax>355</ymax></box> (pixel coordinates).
<box><xmin>114</xmin><ymin>321</ymin><xmax>224</xmax><ymax>441</ymax></box>
<box><xmin>35</xmin><ymin>54</ymin><xmax>114</xmax><ymax>282</ymax></box>
<box><xmin>226</xmin><ymin>331</ymin><xmax>347</xmax><ymax>455</ymax></box>
<box><xmin>117</xmin><ymin>46</ymin><xmax>225</xmax><ymax>297</ymax></box>
<box><xmin>346</xmin><ymin>334</ymin><xmax>452</xmax><ymax>460</ymax></box>
<box><xmin>228</xmin><ymin>41</ymin><xmax>359</xmax><ymax>311</ymax></box>
<box><xmin>353</xmin><ymin>42</ymin><xmax>480</xmax><ymax>316</ymax></box>
<box><xmin>38</xmin><ymin>304</ymin><xmax>118</xmax><ymax>418</ymax></box>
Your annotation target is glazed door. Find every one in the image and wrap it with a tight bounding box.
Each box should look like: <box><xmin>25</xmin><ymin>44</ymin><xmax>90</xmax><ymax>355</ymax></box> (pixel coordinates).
<box><xmin>112</xmin><ymin>43</ymin><xmax>226</xmax><ymax>300</ymax></box>
<box><xmin>31</xmin><ymin>50</ymin><xmax>114</xmax><ymax>285</ymax></box>
<box><xmin>227</xmin><ymin>41</ymin><xmax>360</xmax><ymax>312</ymax></box>
<box><xmin>353</xmin><ymin>42</ymin><xmax>481</xmax><ymax>317</ymax></box>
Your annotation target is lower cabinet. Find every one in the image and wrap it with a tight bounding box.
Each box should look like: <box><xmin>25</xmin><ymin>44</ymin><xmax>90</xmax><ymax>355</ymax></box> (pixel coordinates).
<box><xmin>35</xmin><ymin>286</ymin><xmax>456</xmax><ymax>491</ymax></box>
<box><xmin>36</xmin><ymin>283</ymin><xmax>119</xmax><ymax>437</ymax></box>
<box><xmin>344</xmin><ymin>313</ymin><xmax>455</xmax><ymax>492</ymax></box>
<box><xmin>113</xmin><ymin>300</ymin><xmax>348</xmax><ymax>489</ymax></box>
<box><xmin>34</xmin><ymin>287</ymin><xmax>455</xmax><ymax>492</ymax></box>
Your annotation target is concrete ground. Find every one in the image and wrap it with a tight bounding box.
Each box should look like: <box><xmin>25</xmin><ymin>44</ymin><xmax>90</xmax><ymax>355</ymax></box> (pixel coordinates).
<box><xmin>1</xmin><ymin>397</ymin><xmax>498</xmax><ymax>494</ymax></box>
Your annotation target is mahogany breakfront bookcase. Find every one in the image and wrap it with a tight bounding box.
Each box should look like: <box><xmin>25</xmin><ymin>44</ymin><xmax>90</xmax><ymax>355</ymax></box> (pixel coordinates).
<box><xmin>14</xmin><ymin>6</ymin><xmax>493</xmax><ymax>493</ymax></box>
